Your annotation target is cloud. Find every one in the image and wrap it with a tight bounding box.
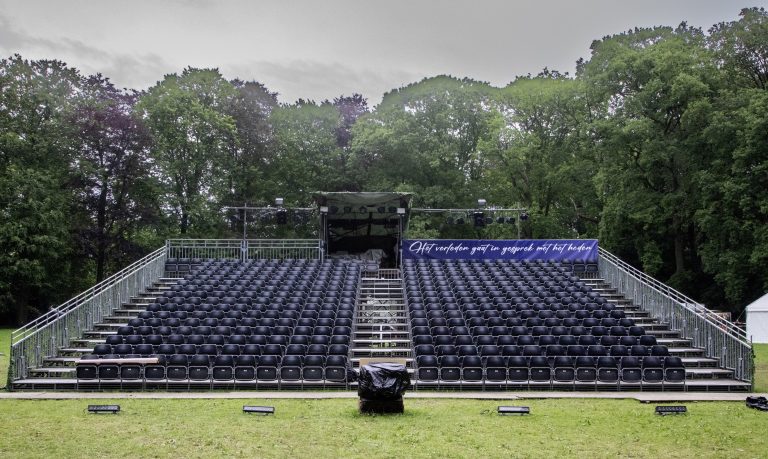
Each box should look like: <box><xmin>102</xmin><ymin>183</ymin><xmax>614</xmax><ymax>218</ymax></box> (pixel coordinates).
<box><xmin>0</xmin><ymin>14</ymin><xmax>172</xmax><ymax>90</ymax></box>
<box><xmin>226</xmin><ymin>59</ymin><xmax>423</xmax><ymax>105</ymax></box>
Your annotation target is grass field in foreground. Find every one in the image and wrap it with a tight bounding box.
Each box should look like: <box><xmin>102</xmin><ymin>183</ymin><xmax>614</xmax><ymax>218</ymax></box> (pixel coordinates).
<box><xmin>1</xmin><ymin>398</ymin><xmax>767</xmax><ymax>458</ymax></box>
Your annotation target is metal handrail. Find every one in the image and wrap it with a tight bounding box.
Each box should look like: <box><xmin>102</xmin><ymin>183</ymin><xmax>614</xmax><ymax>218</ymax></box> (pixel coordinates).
<box><xmin>598</xmin><ymin>247</ymin><xmax>753</xmax><ymax>383</ymax></box>
<box><xmin>9</xmin><ymin>247</ymin><xmax>167</xmax><ymax>383</ymax></box>
<box><xmin>166</xmin><ymin>239</ymin><xmax>323</xmax><ymax>261</ymax></box>
<box><xmin>599</xmin><ymin>248</ymin><xmax>746</xmax><ymax>341</ymax></box>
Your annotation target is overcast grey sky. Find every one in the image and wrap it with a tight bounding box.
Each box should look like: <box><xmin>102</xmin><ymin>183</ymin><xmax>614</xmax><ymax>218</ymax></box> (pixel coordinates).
<box><xmin>0</xmin><ymin>0</ymin><xmax>763</xmax><ymax>104</ymax></box>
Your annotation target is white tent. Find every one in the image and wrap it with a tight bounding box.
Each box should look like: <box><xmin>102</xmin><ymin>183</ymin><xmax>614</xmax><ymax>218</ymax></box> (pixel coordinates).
<box><xmin>746</xmin><ymin>292</ymin><xmax>768</xmax><ymax>343</ymax></box>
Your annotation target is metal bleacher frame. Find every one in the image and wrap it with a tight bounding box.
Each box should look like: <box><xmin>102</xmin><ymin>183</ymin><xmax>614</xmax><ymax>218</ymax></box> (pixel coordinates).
<box><xmin>8</xmin><ymin>239</ymin><xmax>322</xmax><ymax>388</ymax></box>
<box><xmin>598</xmin><ymin>247</ymin><xmax>753</xmax><ymax>386</ymax></box>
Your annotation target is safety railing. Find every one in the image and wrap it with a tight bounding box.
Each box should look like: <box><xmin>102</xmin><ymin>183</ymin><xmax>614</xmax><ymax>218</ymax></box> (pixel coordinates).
<box><xmin>598</xmin><ymin>247</ymin><xmax>753</xmax><ymax>383</ymax></box>
<box><xmin>9</xmin><ymin>247</ymin><xmax>167</xmax><ymax>384</ymax></box>
<box><xmin>166</xmin><ymin>239</ymin><xmax>323</xmax><ymax>261</ymax></box>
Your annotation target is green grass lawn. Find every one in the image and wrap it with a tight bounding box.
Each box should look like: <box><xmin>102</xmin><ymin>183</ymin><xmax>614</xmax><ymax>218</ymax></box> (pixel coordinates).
<box><xmin>753</xmin><ymin>344</ymin><xmax>768</xmax><ymax>392</ymax></box>
<box><xmin>0</xmin><ymin>330</ymin><xmax>767</xmax><ymax>457</ymax></box>
<box><xmin>0</xmin><ymin>398</ymin><xmax>767</xmax><ymax>458</ymax></box>
<box><xmin>0</xmin><ymin>328</ymin><xmax>10</xmax><ymax>389</ymax></box>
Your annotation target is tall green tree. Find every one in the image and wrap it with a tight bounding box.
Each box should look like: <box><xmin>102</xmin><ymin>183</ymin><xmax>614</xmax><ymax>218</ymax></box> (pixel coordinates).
<box><xmin>485</xmin><ymin>72</ymin><xmax>597</xmax><ymax>238</ymax></box>
<box><xmin>0</xmin><ymin>55</ymin><xmax>82</xmax><ymax>322</ymax></box>
<box><xmin>137</xmin><ymin>68</ymin><xmax>238</xmax><ymax>236</ymax></box>
<box><xmin>579</xmin><ymin>25</ymin><xmax>717</xmax><ymax>290</ymax></box>
<box><xmin>69</xmin><ymin>74</ymin><xmax>158</xmax><ymax>281</ymax></box>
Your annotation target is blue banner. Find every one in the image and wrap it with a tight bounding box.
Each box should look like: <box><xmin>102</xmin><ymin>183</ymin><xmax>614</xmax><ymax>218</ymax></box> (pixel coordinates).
<box><xmin>402</xmin><ymin>239</ymin><xmax>598</xmax><ymax>263</ymax></box>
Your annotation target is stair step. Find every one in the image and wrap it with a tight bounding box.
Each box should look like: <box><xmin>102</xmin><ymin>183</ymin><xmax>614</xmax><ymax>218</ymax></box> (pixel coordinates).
<box><xmin>685</xmin><ymin>368</ymin><xmax>734</xmax><ymax>379</ymax></box>
<box><xmin>29</xmin><ymin>367</ymin><xmax>76</xmax><ymax>376</ymax></box>
<box><xmin>354</xmin><ymin>339</ymin><xmax>412</xmax><ymax>345</ymax></box>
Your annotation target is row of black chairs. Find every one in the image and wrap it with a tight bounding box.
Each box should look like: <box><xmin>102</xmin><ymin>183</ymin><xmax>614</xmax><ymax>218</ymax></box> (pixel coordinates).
<box><xmin>414</xmin><ymin>343</ymin><xmax>670</xmax><ymax>357</ymax></box>
<box><xmin>414</xmin><ymin>355</ymin><xmax>684</xmax><ymax>383</ymax></box>
<box><xmin>77</xmin><ymin>354</ymin><xmax>351</xmax><ymax>383</ymax></box>
<box><xmin>91</xmin><ymin>342</ymin><xmax>350</xmax><ymax>357</ymax></box>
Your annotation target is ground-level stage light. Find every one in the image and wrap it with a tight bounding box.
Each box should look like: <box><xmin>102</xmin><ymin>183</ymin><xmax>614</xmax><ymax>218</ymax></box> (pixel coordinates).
<box><xmin>243</xmin><ymin>405</ymin><xmax>275</xmax><ymax>415</ymax></box>
<box><xmin>343</xmin><ymin>206</ymin><xmax>352</xmax><ymax>214</ymax></box>
<box><xmin>456</xmin><ymin>217</ymin><xmax>465</xmax><ymax>225</ymax></box>
<box><xmin>88</xmin><ymin>404</ymin><xmax>120</xmax><ymax>414</ymax></box>
<box><xmin>388</xmin><ymin>206</ymin><xmax>397</xmax><ymax>214</ymax></box>
<box><xmin>655</xmin><ymin>405</ymin><xmax>687</xmax><ymax>415</ymax></box>
<box><xmin>497</xmin><ymin>216</ymin><xmax>505</xmax><ymax>224</ymax></box>
<box><xmin>329</xmin><ymin>206</ymin><xmax>339</xmax><ymax>214</ymax></box>
<box><xmin>377</xmin><ymin>206</ymin><xmax>386</xmax><ymax>214</ymax></box>
<box><xmin>498</xmin><ymin>406</ymin><xmax>530</xmax><ymax>416</ymax></box>
<box><xmin>359</xmin><ymin>206</ymin><xmax>368</xmax><ymax>214</ymax></box>
<box><xmin>506</xmin><ymin>217</ymin><xmax>516</xmax><ymax>224</ymax></box>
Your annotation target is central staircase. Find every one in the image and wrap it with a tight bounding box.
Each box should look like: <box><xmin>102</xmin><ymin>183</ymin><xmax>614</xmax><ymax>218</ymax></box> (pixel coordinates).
<box><xmin>350</xmin><ymin>269</ymin><xmax>413</xmax><ymax>380</ymax></box>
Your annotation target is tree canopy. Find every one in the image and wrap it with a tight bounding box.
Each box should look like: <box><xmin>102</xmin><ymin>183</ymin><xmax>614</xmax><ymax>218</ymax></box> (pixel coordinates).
<box><xmin>1</xmin><ymin>7</ymin><xmax>766</xmax><ymax>324</ymax></box>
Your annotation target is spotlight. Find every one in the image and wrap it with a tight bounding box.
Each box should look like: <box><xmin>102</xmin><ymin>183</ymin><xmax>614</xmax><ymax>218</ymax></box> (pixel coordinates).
<box><xmin>359</xmin><ymin>206</ymin><xmax>368</xmax><ymax>214</ymax></box>
<box><xmin>456</xmin><ymin>217</ymin><xmax>465</xmax><ymax>225</ymax></box>
<box><xmin>484</xmin><ymin>216</ymin><xmax>493</xmax><ymax>225</ymax></box>
<box><xmin>520</xmin><ymin>212</ymin><xmax>529</xmax><ymax>221</ymax></box>
<box><xmin>506</xmin><ymin>217</ymin><xmax>516</xmax><ymax>224</ymax></box>
<box><xmin>497</xmin><ymin>216</ymin><xmax>505</xmax><ymax>224</ymax></box>
<box><xmin>498</xmin><ymin>406</ymin><xmax>530</xmax><ymax>416</ymax></box>
<box><xmin>275</xmin><ymin>197</ymin><xmax>284</xmax><ymax>207</ymax></box>
<box><xmin>388</xmin><ymin>206</ymin><xmax>397</xmax><ymax>214</ymax></box>
<box><xmin>276</xmin><ymin>209</ymin><xmax>287</xmax><ymax>225</ymax></box>
<box><xmin>343</xmin><ymin>206</ymin><xmax>352</xmax><ymax>214</ymax></box>
<box><xmin>377</xmin><ymin>206</ymin><xmax>385</xmax><ymax>214</ymax></box>
<box><xmin>446</xmin><ymin>216</ymin><xmax>455</xmax><ymax>225</ymax></box>
<box><xmin>473</xmin><ymin>211</ymin><xmax>485</xmax><ymax>228</ymax></box>
<box><xmin>655</xmin><ymin>406</ymin><xmax>687</xmax><ymax>416</ymax></box>
<box><xmin>243</xmin><ymin>405</ymin><xmax>275</xmax><ymax>415</ymax></box>
<box><xmin>329</xmin><ymin>206</ymin><xmax>339</xmax><ymax>215</ymax></box>
<box><xmin>88</xmin><ymin>405</ymin><xmax>120</xmax><ymax>414</ymax></box>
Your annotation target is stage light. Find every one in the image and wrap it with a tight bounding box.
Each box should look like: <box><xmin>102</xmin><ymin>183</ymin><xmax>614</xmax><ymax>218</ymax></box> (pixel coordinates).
<box><xmin>506</xmin><ymin>217</ymin><xmax>516</xmax><ymax>224</ymax></box>
<box><xmin>359</xmin><ymin>206</ymin><xmax>368</xmax><ymax>214</ymax></box>
<box><xmin>243</xmin><ymin>405</ymin><xmax>275</xmax><ymax>415</ymax></box>
<box><xmin>497</xmin><ymin>216</ymin><xmax>505</xmax><ymax>224</ymax></box>
<box><xmin>498</xmin><ymin>406</ymin><xmax>530</xmax><ymax>416</ymax></box>
<box><xmin>520</xmin><ymin>212</ymin><xmax>529</xmax><ymax>221</ymax></box>
<box><xmin>88</xmin><ymin>405</ymin><xmax>120</xmax><ymax>414</ymax></box>
<box><xmin>377</xmin><ymin>206</ymin><xmax>386</xmax><ymax>214</ymax></box>
<box><xmin>388</xmin><ymin>206</ymin><xmax>397</xmax><ymax>214</ymax></box>
<box><xmin>329</xmin><ymin>206</ymin><xmax>339</xmax><ymax>215</ymax></box>
<box><xmin>473</xmin><ymin>211</ymin><xmax>485</xmax><ymax>228</ymax></box>
<box><xmin>275</xmin><ymin>197</ymin><xmax>284</xmax><ymax>206</ymax></box>
<box><xmin>485</xmin><ymin>216</ymin><xmax>493</xmax><ymax>225</ymax></box>
<box><xmin>456</xmin><ymin>217</ymin><xmax>465</xmax><ymax>225</ymax></box>
<box><xmin>343</xmin><ymin>206</ymin><xmax>352</xmax><ymax>214</ymax></box>
<box><xmin>276</xmin><ymin>209</ymin><xmax>287</xmax><ymax>225</ymax></box>
<box><xmin>655</xmin><ymin>406</ymin><xmax>687</xmax><ymax>416</ymax></box>
<box><xmin>446</xmin><ymin>216</ymin><xmax>455</xmax><ymax>225</ymax></box>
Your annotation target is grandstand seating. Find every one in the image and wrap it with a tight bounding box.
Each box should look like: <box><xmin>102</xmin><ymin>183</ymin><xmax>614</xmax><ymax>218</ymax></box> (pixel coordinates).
<box><xmin>76</xmin><ymin>258</ymin><xmax>359</xmax><ymax>388</ymax></box>
<box><xmin>54</xmin><ymin>254</ymin><xmax>736</xmax><ymax>391</ymax></box>
<box><xmin>403</xmin><ymin>259</ymin><xmax>686</xmax><ymax>388</ymax></box>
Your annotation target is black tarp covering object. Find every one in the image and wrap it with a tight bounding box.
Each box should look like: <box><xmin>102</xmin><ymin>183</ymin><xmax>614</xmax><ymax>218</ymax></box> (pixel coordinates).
<box><xmin>357</xmin><ymin>363</ymin><xmax>410</xmax><ymax>401</ymax></box>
